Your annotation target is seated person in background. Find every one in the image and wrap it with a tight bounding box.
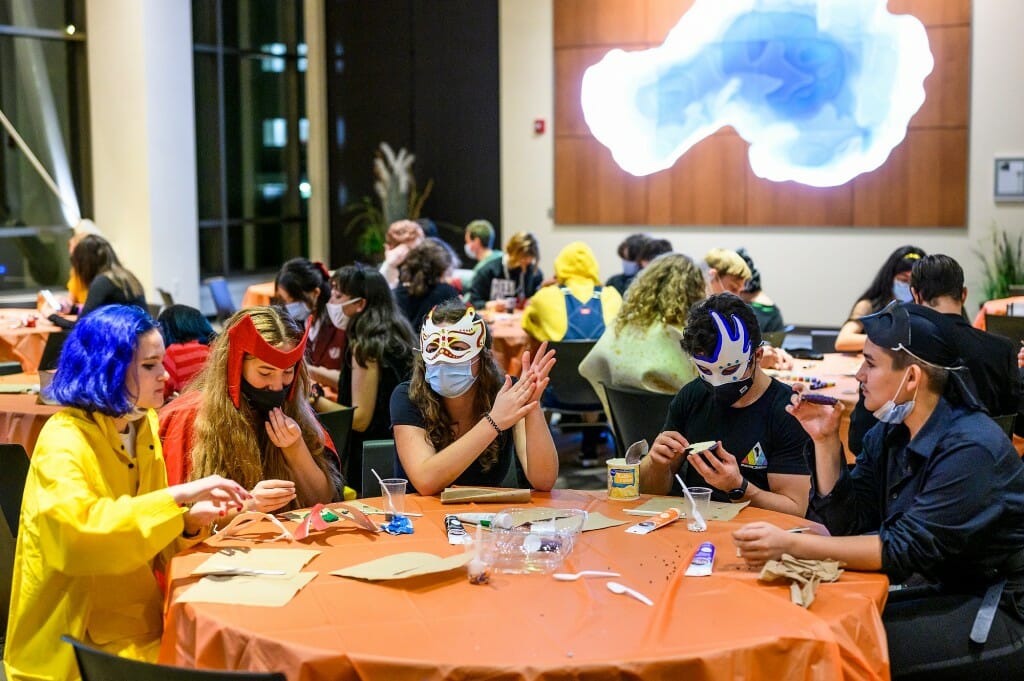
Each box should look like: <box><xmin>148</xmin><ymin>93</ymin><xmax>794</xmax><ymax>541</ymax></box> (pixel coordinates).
<box><xmin>635</xmin><ymin>237</ymin><xmax>672</xmax><ymax>269</ymax></box>
<box><xmin>580</xmin><ymin>252</ymin><xmax>705</xmax><ymax>421</ymax></box>
<box><xmin>46</xmin><ymin>234</ymin><xmax>148</xmax><ymax>328</ymax></box>
<box><xmin>394</xmin><ymin>238</ymin><xmax>462</xmax><ymax>332</ymax></box>
<box><xmin>460</xmin><ymin>219</ymin><xmax>503</xmax><ymax>291</ymax></box>
<box><xmin>736</xmin><ymin>247</ymin><xmax>785</xmax><ymax>333</ymax></box>
<box><xmin>835</xmin><ymin>245</ymin><xmax>925</xmax><ymax>352</ymax></box>
<box><xmin>160</xmin><ymin>306</ymin><xmax>345</xmax><ymax>512</ymax></box>
<box><xmin>392</xmin><ymin>300</ymin><xmax>559</xmax><ymax>496</ymax></box>
<box><xmin>734</xmin><ymin>302</ymin><xmax>1024</xmax><ymax>679</ymax></box>
<box><xmin>640</xmin><ymin>294</ymin><xmax>811</xmax><ymax>516</ymax></box>
<box><xmin>702</xmin><ymin>247</ymin><xmax>751</xmax><ymax>296</ymax></box>
<box><xmin>522</xmin><ymin>241</ymin><xmax>622</xmax><ymax>465</ymax></box>
<box><xmin>64</xmin><ymin>218</ymin><xmax>102</xmax><ymax>308</ymax></box>
<box><xmin>275</xmin><ymin>258</ymin><xmax>346</xmax><ymax>396</ymax></box>
<box><xmin>157</xmin><ymin>304</ymin><xmax>216</xmax><ymax>399</ymax></box>
<box><xmin>605</xmin><ymin>233</ymin><xmax>651</xmax><ymax>295</ymax></box>
<box><xmin>379</xmin><ymin>219</ymin><xmax>425</xmax><ymax>287</ymax></box>
<box><xmin>468</xmin><ymin>231</ymin><xmax>544</xmax><ymax>309</ymax></box>
<box><xmin>329</xmin><ymin>265</ymin><xmax>415</xmax><ymax>493</ymax></box>
<box><xmin>3</xmin><ymin>305</ymin><xmax>248</xmax><ymax>681</ymax></box>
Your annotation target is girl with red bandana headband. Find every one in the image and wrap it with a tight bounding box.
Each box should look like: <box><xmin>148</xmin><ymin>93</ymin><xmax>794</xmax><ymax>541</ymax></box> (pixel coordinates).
<box><xmin>160</xmin><ymin>306</ymin><xmax>344</xmax><ymax>513</ymax></box>
<box><xmin>390</xmin><ymin>298</ymin><xmax>559</xmax><ymax>496</ymax></box>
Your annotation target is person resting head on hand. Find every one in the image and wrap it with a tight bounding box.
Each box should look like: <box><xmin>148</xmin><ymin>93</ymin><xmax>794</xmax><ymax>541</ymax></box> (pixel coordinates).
<box><xmin>4</xmin><ymin>304</ymin><xmax>250</xmax><ymax>681</ymax></box>
<box><xmin>391</xmin><ymin>298</ymin><xmax>559</xmax><ymax>496</ymax></box>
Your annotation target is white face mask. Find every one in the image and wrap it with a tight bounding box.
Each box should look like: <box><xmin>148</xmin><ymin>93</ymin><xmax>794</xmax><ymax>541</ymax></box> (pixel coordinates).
<box><xmin>464</xmin><ymin>243</ymin><xmax>477</xmax><ymax>260</ymax></box>
<box><xmin>326</xmin><ymin>297</ymin><xmax>363</xmax><ymax>330</ymax></box>
<box><xmin>872</xmin><ymin>368</ymin><xmax>918</xmax><ymax>424</ymax></box>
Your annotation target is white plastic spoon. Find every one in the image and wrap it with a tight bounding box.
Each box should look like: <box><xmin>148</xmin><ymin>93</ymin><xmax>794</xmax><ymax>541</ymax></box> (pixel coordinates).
<box><xmin>606</xmin><ymin>581</ymin><xmax>654</xmax><ymax>606</ymax></box>
<box><xmin>675</xmin><ymin>473</ymin><xmax>707</xmax><ymax>532</ymax></box>
<box><xmin>552</xmin><ymin>570</ymin><xmax>621</xmax><ymax>581</ymax></box>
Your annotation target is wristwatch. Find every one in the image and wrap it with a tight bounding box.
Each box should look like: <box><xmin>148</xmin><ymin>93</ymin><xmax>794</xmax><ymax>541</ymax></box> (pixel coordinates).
<box><xmin>727</xmin><ymin>478</ymin><xmax>749</xmax><ymax>501</ymax></box>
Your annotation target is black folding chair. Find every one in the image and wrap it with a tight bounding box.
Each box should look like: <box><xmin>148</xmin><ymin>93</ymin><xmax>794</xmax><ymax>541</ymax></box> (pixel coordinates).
<box><xmin>601</xmin><ymin>383</ymin><xmax>675</xmax><ymax>457</ymax></box>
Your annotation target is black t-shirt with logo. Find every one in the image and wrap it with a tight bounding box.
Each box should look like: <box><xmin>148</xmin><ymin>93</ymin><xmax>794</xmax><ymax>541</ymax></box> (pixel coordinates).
<box><xmin>662</xmin><ymin>378</ymin><xmax>811</xmax><ymax>501</ymax></box>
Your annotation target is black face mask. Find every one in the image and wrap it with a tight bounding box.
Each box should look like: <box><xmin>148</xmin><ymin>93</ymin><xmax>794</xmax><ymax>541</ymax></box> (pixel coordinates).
<box><xmin>240</xmin><ymin>378</ymin><xmax>290</xmax><ymax>412</ymax></box>
<box><xmin>699</xmin><ymin>359</ymin><xmax>754</xmax><ymax>406</ymax></box>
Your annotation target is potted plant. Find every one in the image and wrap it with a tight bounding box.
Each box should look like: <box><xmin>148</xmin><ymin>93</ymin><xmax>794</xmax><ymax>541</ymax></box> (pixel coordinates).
<box><xmin>974</xmin><ymin>225</ymin><xmax>1024</xmax><ymax>301</ymax></box>
<box><xmin>343</xmin><ymin>142</ymin><xmax>432</xmax><ymax>264</ymax></box>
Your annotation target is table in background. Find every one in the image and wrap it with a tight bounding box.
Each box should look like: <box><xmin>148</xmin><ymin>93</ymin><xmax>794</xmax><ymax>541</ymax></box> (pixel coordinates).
<box><xmin>241</xmin><ymin>282</ymin><xmax>276</xmax><ymax>308</ymax></box>
<box><xmin>972</xmin><ymin>296</ymin><xmax>1024</xmax><ymax>330</ymax></box>
<box><xmin>161</xmin><ymin>490</ymin><xmax>889</xmax><ymax>681</ymax></box>
<box><xmin>482</xmin><ymin>309</ymin><xmax>531</xmax><ymax>376</ymax></box>
<box><xmin>0</xmin><ymin>373</ymin><xmax>60</xmax><ymax>455</ymax></box>
<box><xmin>766</xmin><ymin>352</ymin><xmax>862</xmax><ymax>460</ymax></box>
<box><xmin>0</xmin><ymin>311</ymin><xmax>64</xmax><ymax>372</ymax></box>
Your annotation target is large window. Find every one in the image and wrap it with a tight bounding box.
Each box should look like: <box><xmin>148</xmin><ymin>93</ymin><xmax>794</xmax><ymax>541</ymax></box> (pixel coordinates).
<box><xmin>0</xmin><ymin>0</ymin><xmax>89</xmax><ymax>291</ymax></box>
<box><xmin>193</xmin><ymin>0</ymin><xmax>309</xmax><ymax>278</ymax></box>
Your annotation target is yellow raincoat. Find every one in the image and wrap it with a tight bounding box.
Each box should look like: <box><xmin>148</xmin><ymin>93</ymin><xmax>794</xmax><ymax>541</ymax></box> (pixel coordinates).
<box><xmin>521</xmin><ymin>241</ymin><xmax>621</xmax><ymax>342</ymax></box>
<box><xmin>3</xmin><ymin>408</ymin><xmax>192</xmax><ymax>681</ymax></box>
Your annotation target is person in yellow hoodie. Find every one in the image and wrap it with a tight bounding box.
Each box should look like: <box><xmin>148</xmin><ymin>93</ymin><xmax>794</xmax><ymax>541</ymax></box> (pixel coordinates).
<box><xmin>3</xmin><ymin>305</ymin><xmax>250</xmax><ymax>681</ymax></box>
<box><xmin>521</xmin><ymin>241</ymin><xmax>622</xmax><ymax>343</ymax></box>
<box><xmin>522</xmin><ymin>242</ymin><xmax>622</xmax><ymax>464</ymax></box>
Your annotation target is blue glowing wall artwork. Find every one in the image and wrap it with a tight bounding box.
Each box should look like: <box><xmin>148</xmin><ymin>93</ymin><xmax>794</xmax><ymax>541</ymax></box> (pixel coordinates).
<box><xmin>580</xmin><ymin>0</ymin><xmax>934</xmax><ymax>188</ymax></box>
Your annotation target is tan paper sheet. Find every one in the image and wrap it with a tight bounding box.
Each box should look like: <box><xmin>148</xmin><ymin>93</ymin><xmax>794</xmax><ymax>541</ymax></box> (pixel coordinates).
<box><xmin>191</xmin><ymin>548</ymin><xmax>320</xmax><ymax>577</ymax></box>
<box><xmin>177</xmin><ymin>572</ymin><xmax>316</xmax><ymax>607</ymax></box>
<box><xmin>331</xmin><ymin>552</ymin><xmax>472</xmax><ymax>581</ymax></box>
<box><xmin>629</xmin><ymin>496</ymin><xmax>751</xmax><ymax>521</ymax></box>
<box><xmin>440</xmin><ymin>487</ymin><xmax>532</xmax><ymax>504</ymax></box>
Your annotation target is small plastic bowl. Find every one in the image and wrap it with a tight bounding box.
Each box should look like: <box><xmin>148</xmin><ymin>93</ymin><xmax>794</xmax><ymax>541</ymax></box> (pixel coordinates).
<box><xmin>484</xmin><ymin>507</ymin><xmax>588</xmax><ymax>574</ymax></box>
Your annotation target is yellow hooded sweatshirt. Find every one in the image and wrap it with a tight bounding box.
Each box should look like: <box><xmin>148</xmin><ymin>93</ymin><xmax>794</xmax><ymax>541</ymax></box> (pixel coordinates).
<box><xmin>521</xmin><ymin>242</ymin><xmax>621</xmax><ymax>342</ymax></box>
<box><xmin>3</xmin><ymin>408</ymin><xmax>193</xmax><ymax>681</ymax></box>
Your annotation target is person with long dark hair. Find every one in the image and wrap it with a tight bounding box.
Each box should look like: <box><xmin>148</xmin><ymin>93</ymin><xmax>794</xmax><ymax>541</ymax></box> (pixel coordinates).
<box><xmin>328</xmin><ymin>265</ymin><xmax>415</xmax><ymax>492</ymax></box>
<box><xmin>4</xmin><ymin>305</ymin><xmax>249</xmax><ymax>681</ymax></box>
<box><xmin>46</xmin><ymin>234</ymin><xmax>147</xmax><ymax>328</ymax></box>
<box><xmin>835</xmin><ymin>245</ymin><xmax>925</xmax><ymax>352</ymax></box>
<box><xmin>391</xmin><ymin>299</ymin><xmax>559</xmax><ymax>496</ymax></box>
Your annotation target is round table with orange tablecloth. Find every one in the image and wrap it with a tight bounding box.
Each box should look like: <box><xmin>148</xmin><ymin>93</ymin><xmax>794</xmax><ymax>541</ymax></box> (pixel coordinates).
<box><xmin>241</xmin><ymin>281</ymin><xmax>277</xmax><ymax>308</ymax></box>
<box><xmin>0</xmin><ymin>373</ymin><xmax>61</xmax><ymax>456</ymax></box>
<box><xmin>161</xmin><ymin>490</ymin><xmax>889</xmax><ymax>681</ymax></box>
<box><xmin>482</xmin><ymin>309</ymin><xmax>532</xmax><ymax>376</ymax></box>
<box><xmin>0</xmin><ymin>311</ymin><xmax>65</xmax><ymax>372</ymax></box>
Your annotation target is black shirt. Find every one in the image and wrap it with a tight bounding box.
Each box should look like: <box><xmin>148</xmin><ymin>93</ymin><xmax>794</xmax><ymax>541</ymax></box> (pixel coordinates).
<box><xmin>389</xmin><ymin>381</ymin><xmax>524</xmax><ymax>494</ymax></box>
<box><xmin>393</xmin><ymin>282</ymin><xmax>461</xmax><ymax>333</ymax></box>
<box><xmin>467</xmin><ymin>257</ymin><xmax>543</xmax><ymax>309</ymax></box>
<box><xmin>50</xmin><ymin>272</ymin><xmax>148</xmax><ymax>330</ymax></box>
<box><xmin>808</xmin><ymin>398</ymin><xmax>1024</xmax><ymax>601</ymax></box>
<box><xmin>662</xmin><ymin>378</ymin><xmax>811</xmax><ymax>501</ymax></box>
<box><xmin>605</xmin><ymin>272</ymin><xmax>636</xmax><ymax>297</ymax></box>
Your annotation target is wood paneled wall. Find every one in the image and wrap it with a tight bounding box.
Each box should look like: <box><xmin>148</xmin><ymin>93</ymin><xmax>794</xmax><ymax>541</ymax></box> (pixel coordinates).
<box><xmin>554</xmin><ymin>0</ymin><xmax>970</xmax><ymax>227</ymax></box>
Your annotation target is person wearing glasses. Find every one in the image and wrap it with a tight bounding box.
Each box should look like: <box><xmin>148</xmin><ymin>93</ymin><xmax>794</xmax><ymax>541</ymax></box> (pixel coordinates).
<box><xmin>391</xmin><ymin>299</ymin><xmax>559</xmax><ymax>496</ymax></box>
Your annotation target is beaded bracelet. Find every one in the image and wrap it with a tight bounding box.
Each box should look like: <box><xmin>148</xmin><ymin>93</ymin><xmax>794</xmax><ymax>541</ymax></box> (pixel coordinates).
<box><xmin>483</xmin><ymin>413</ymin><xmax>503</xmax><ymax>435</ymax></box>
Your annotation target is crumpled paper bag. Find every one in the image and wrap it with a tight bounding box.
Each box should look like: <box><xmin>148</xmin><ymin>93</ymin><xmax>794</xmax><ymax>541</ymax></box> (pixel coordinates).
<box><xmin>758</xmin><ymin>554</ymin><xmax>844</xmax><ymax>608</ymax></box>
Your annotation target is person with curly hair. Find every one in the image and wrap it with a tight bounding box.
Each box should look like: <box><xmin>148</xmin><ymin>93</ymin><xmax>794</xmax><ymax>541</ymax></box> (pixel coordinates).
<box><xmin>4</xmin><ymin>305</ymin><xmax>249</xmax><ymax>681</ymax></box>
<box><xmin>159</xmin><ymin>306</ymin><xmax>344</xmax><ymax>513</ymax></box>
<box><xmin>835</xmin><ymin>245</ymin><xmax>925</xmax><ymax>352</ymax></box>
<box><xmin>327</xmin><ymin>265</ymin><xmax>415</xmax><ymax>492</ymax></box>
<box><xmin>580</xmin><ymin>252</ymin><xmax>705</xmax><ymax>421</ymax></box>
<box><xmin>394</xmin><ymin>237</ymin><xmax>462</xmax><ymax>331</ymax></box>
<box><xmin>391</xmin><ymin>299</ymin><xmax>559</xmax><ymax>496</ymax></box>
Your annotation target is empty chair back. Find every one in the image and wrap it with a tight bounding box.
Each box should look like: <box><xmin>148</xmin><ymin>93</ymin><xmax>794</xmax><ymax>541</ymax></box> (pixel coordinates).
<box><xmin>0</xmin><ymin>443</ymin><xmax>30</xmax><ymax>537</ymax></box>
<box><xmin>39</xmin><ymin>330</ymin><xmax>70</xmax><ymax>371</ymax></box>
<box><xmin>62</xmin><ymin>635</ymin><xmax>286</xmax><ymax>681</ymax></box>
<box><xmin>601</xmin><ymin>383</ymin><xmax>675</xmax><ymax>458</ymax></box>
<box><xmin>986</xmin><ymin>314</ymin><xmax>1024</xmax><ymax>347</ymax></box>
<box><xmin>992</xmin><ymin>414</ymin><xmax>1017</xmax><ymax>439</ymax></box>
<box><xmin>205</xmin><ymin>277</ymin><xmax>237</xmax><ymax>323</ymax></box>
<box><xmin>157</xmin><ymin>287</ymin><xmax>176</xmax><ymax>308</ymax></box>
<box><xmin>545</xmin><ymin>340</ymin><xmax>601</xmax><ymax>409</ymax></box>
<box><xmin>316</xmin><ymin>407</ymin><xmax>355</xmax><ymax>466</ymax></box>
<box><xmin>361</xmin><ymin>439</ymin><xmax>397</xmax><ymax>497</ymax></box>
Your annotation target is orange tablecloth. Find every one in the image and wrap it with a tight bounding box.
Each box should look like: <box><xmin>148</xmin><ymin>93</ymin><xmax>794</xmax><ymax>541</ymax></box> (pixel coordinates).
<box><xmin>482</xmin><ymin>310</ymin><xmax>532</xmax><ymax>376</ymax></box>
<box><xmin>0</xmin><ymin>311</ymin><xmax>63</xmax><ymax>371</ymax></box>
<box><xmin>0</xmin><ymin>373</ymin><xmax>60</xmax><ymax>455</ymax></box>
<box><xmin>973</xmin><ymin>296</ymin><xmax>1024</xmax><ymax>330</ymax></box>
<box><xmin>161</xmin><ymin>490</ymin><xmax>889</xmax><ymax>681</ymax></box>
<box><xmin>241</xmin><ymin>281</ymin><xmax>276</xmax><ymax>308</ymax></box>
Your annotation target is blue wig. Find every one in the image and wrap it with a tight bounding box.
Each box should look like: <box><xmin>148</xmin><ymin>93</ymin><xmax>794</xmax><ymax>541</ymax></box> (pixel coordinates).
<box><xmin>48</xmin><ymin>305</ymin><xmax>160</xmax><ymax>416</ymax></box>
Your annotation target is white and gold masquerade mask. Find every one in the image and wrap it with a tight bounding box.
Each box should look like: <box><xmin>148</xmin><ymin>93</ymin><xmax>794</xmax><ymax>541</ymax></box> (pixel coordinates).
<box><xmin>420</xmin><ymin>306</ymin><xmax>486</xmax><ymax>365</ymax></box>
<box><xmin>691</xmin><ymin>311</ymin><xmax>753</xmax><ymax>386</ymax></box>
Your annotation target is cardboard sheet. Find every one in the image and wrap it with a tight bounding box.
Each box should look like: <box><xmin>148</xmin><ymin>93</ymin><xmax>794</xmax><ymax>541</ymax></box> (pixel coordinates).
<box><xmin>191</xmin><ymin>548</ymin><xmax>320</xmax><ymax>577</ymax></box>
<box><xmin>331</xmin><ymin>551</ymin><xmax>473</xmax><ymax>581</ymax></box>
<box><xmin>176</xmin><ymin>572</ymin><xmax>316</xmax><ymax>607</ymax></box>
<box><xmin>627</xmin><ymin>496</ymin><xmax>751</xmax><ymax>522</ymax></box>
<box><xmin>440</xmin><ymin>487</ymin><xmax>532</xmax><ymax>504</ymax></box>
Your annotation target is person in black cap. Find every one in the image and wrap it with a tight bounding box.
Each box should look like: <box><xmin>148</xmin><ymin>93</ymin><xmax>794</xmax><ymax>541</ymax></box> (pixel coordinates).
<box><xmin>733</xmin><ymin>302</ymin><xmax>1024</xmax><ymax>679</ymax></box>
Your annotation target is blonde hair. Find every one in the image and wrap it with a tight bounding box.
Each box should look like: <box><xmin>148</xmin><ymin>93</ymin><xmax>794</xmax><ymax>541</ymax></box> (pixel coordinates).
<box><xmin>615</xmin><ymin>253</ymin><xmax>706</xmax><ymax>333</ymax></box>
<box><xmin>504</xmin><ymin>232</ymin><xmax>540</xmax><ymax>263</ymax></box>
<box><xmin>703</xmin><ymin>248</ymin><xmax>752</xmax><ymax>280</ymax></box>
<box><xmin>186</xmin><ymin>306</ymin><xmax>331</xmax><ymax>508</ymax></box>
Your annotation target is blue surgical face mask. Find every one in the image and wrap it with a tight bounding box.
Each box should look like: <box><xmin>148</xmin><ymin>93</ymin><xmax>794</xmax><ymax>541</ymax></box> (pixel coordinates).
<box><xmin>892</xmin><ymin>279</ymin><xmax>913</xmax><ymax>303</ymax></box>
<box><xmin>872</xmin><ymin>368</ymin><xmax>917</xmax><ymax>424</ymax></box>
<box><xmin>425</xmin><ymin>360</ymin><xmax>477</xmax><ymax>398</ymax></box>
<box><xmin>285</xmin><ymin>300</ymin><xmax>310</xmax><ymax>322</ymax></box>
<box><xmin>622</xmin><ymin>260</ymin><xmax>639</xmax><ymax>276</ymax></box>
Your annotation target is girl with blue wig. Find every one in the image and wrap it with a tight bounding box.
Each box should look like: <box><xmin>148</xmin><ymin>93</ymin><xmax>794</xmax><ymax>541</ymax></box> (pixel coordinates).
<box><xmin>3</xmin><ymin>305</ymin><xmax>251</xmax><ymax>681</ymax></box>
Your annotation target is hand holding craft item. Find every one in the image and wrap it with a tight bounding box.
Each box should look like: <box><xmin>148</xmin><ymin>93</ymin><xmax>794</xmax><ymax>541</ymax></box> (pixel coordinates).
<box><xmin>758</xmin><ymin>554</ymin><xmax>844</xmax><ymax>608</ymax></box>
<box><xmin>207</xmin><ymin>511</ymin><xmax>295</xmax><ymax>544</ymax></box>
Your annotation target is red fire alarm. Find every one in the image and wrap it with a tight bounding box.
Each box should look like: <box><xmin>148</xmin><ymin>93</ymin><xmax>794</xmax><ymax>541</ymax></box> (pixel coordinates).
<box><xmin>533</xmin><ymin>118</ymin><xmax>546</xmax><ymax>134</ymax></box>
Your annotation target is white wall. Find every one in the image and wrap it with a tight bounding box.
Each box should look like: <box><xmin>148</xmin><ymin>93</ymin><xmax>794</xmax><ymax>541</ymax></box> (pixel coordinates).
<box><xmin>500</xmin><ymin>0</ymin><xmax>1024</xmax><ymax>326</ymax></box>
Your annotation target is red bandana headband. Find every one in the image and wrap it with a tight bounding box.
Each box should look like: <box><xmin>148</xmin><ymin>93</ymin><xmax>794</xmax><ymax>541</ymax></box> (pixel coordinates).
<box><xmin>226</xmin><ymin>314</ymin><xmax>309</xmax><ymax>408</ymax></box>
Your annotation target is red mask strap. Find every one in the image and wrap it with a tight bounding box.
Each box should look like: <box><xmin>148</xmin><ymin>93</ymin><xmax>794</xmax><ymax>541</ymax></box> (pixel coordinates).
<box><xmin>227</xmin><ymin>314</ymin><xmax>309</xmax><ymax>408</ymax></box>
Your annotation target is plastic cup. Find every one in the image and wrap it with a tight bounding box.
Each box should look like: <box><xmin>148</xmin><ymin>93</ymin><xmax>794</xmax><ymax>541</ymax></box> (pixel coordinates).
<box><xmin>688</xmin><ymin>486</ymin><xmax>712</xmax><ymax>522</ymax></box>
<box><xmin>606</xmin><ymin>458</ymin><xmax>640</xmax><ymax>501</ymax></box>
<box><xmin>503</xmin><ymin>297</ymin><xmax>516</xmax><ymax>313</ymax></box>
<box><xmin>379</xmin><ymin>478</ymin><xmax>407</xmax><ymax>516</ymax></box>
